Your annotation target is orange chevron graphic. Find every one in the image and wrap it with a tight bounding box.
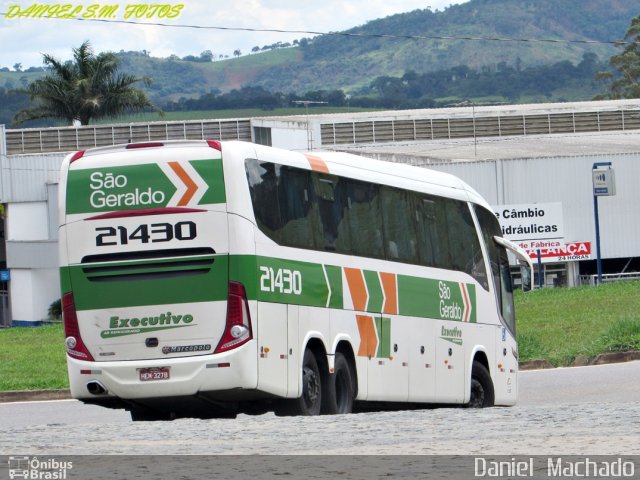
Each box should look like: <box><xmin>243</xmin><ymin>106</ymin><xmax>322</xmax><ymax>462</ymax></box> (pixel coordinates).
<box><xmin>344</xmin><ymin>267</ymin><xmax>368</xmax><ymax>311</ymax></box>
<box><xmin>356</xmin><ymin>315</ymin><xmax>378</xmax><ymax>357</ymax></box>
<box><xmin>304</xmin><ymin>154</ymin><xmax>330</xmax><ymax>174</ymax></box>
<box><xmin>460</xmin><ymin>283</ymin><xmax>471</xmax><ymax>322</ymax></box>
<box><xmin>380</xmin><ymin>272</ymin><xmax>398</xmax><ymax>315</ymax></box>
<box><xmin>169</xmin><ymin>161</ymin><xmax>198</xmax><ymax>206</ymax></box>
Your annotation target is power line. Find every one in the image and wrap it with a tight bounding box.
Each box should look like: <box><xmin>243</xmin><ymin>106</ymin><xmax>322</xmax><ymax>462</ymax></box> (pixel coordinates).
<box><xmin>0</xmin><ymin>14</ymin><xmax>635</xmax><ymax>46</ymax></box>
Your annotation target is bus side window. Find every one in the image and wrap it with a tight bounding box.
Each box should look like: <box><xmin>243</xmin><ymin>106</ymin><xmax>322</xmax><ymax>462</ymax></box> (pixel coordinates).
<box><xmin>445</xmin><ymin>199</ymin><xmax>488</xmax><ymax>290</ymax></box>
<box><xmin>313</xmin><ymin>174</ymin><xmax>348</xmax><ymax>252</ymax></box>
<box><xmin>414</xmin><ymin>193</ymin><xmax>451</xmax><ymax>270</ymax></box>
<box><xmin>380</xmin><ymin>186</ymin><xmax>418</xmax><ymax>263</ymax></box>
<box><xmin>278</xmin><ymin>166</ymin><xmax>321</xmax><ymax>250</ymax></box>
<box><xmin>343</xmin><ymin>180</ymin><xmax>384</xmax><ymax>259</ymax></box>
<box><xmin>245</xmin><ymin>159</ymin><xmax>322</xmax><ymax>249</ymax></box>
<box><xmin>245</xmin><ymin>159</ymin><xmax>283</xmax><ymax>242</ymax></box>
<box><xmin>414</xmin><ymin>195</ymin><xmax>436</xmax><ymax>267</ymax></box>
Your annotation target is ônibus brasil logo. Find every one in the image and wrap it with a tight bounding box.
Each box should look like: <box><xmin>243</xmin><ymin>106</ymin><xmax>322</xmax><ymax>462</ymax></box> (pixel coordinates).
<box><xmin>8</xmin><ymin>456</ymin><xmax>73</xmax><ymax>480</ymax></box>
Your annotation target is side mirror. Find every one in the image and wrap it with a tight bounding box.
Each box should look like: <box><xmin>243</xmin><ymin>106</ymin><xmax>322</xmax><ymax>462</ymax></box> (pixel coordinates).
<box><xmin>493</xmin><ymin>236</ymin><xmax>533</xmax><ymax>292</ymax></box>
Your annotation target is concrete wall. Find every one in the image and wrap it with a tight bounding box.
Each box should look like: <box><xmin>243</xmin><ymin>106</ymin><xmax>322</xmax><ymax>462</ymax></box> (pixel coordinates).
<box><xmin>252</xmin><ymin>118</ymin><xmax>322</xmax><ymax>151</ymax></box>
<box><xmin>0</xmin><ymin>146</ymin><xmax>65</xmax><ymax>325</ymax></box>
<box><xmin>4</xmin><ymin>200</ymin><xmax>61</xmax><ymax>325</ymax></box>
<box><xmin>9</xmin><ymin>268</ymin><xmax>59</xmax><ymax>326</ymax></box>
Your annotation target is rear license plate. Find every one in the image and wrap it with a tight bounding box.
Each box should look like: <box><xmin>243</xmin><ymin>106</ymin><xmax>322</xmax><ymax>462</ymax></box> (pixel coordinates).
<box><xmin>139</xmin><ymin>367</ymin><xmax>170</xmax><ymax>382</ymax></box>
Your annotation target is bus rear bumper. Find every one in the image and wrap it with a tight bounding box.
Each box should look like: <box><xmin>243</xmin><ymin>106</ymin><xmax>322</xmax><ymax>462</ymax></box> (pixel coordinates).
<box><xmin>67</xmin><ymin>343</ymin><xmax>258</xmax><ymax>401</ymax></box>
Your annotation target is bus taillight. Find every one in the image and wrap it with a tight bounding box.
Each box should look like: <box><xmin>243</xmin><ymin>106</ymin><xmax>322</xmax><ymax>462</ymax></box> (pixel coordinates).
<box><xmin>215</xmin><ymin>281</ymin><xmax>253</xmax><ymax>353</ymax></box>
<box><xmin>62</xmin><ymin>292</ymin><xmax>95</xmax><ymax>361</ymax></box>
<box><xmin>207</xmin><ymin>140</ymin><xmax>222</xmax><ymax>151</ymax></box>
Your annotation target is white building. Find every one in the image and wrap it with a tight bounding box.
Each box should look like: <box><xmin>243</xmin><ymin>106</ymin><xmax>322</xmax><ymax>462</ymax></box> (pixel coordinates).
<box><xmin>2</xmin><ymin>100</ymin><xmax>639</xmax><ymax>326</ymax></box>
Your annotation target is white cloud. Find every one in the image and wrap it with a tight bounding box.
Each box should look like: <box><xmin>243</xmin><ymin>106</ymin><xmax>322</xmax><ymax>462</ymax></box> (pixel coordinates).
<box><xmin>0</xmin><ymin>0</ymin><xmax>468</xmax><ymax>68</ymax></box>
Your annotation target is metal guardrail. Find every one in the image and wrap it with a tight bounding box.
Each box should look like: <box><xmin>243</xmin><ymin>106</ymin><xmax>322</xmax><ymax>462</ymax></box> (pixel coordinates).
<box><xmin>320</xmin><ymin>108</ymin><xmax>640</xmax><ymax>145</ymax></box>
<box><xmin>579</xmin><ymin>271</ymin><xmax>640</xmax><ymax>286</ymax></box>
<box><xmin>6</xmin><ymin>119</ymin><xmax>252</xmax><ymax>155</ymax></box>
<box><xmin>7</xmin><ymin>106</ymin><xmax>640</xmax><ymax>154</ymax></box>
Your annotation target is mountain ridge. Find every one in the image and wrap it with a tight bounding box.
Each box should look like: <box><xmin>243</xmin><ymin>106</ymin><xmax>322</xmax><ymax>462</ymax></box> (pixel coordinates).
<box><xmin>1</xmin><ymin>0</ymin><xmax>637</xmax><ymax>108</ymax></box>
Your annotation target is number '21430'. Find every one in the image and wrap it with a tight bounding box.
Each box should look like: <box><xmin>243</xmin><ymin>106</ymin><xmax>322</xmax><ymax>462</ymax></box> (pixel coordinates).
<box><xmin>260</xmin><ymin>266</ymin><xmax>302</xmax><ymax>295</ymax></box>
<box><xmin>95</xmin><ymin>221</ymin><xmax>196</xmax><ymax>246</ymax></box>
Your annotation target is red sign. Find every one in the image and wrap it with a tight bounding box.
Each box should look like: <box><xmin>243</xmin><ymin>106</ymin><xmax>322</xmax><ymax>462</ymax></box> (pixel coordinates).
<box><xmin>524</xmin><ymin>241</ymin><xmax>592</xmax><ymax>263</ymax></box>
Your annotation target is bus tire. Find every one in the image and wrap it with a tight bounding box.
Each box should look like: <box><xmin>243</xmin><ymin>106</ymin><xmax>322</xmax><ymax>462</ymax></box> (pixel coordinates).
<box><xmin>468</xmin><ymin>361</ymin><xmax>495</xmax><ymax>408</ymax></box>
<box><xmin>322</xmin><ymin>352</ymin><xmax>355</xmax><ymax>414</ymax></box>
<box><xmin>277</xmin><ymin>348</ymin><xmax>322</xmax><ymax>416</ymax></box>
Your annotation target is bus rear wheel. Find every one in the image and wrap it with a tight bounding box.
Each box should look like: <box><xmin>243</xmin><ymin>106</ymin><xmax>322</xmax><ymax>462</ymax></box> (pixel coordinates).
<box><xmin>323</xmin><ymin>352</ymin><xmax>355</xmax><ymax>414</ymax></box>
<box><xmin>468</xmin><ymin>361</ymin><xmax>495</xmax><ymax>408</ymax></box>
<box><xmin>277</xmin><ymin>348</ymin><xmax>322</xmax><ymax>416</ymax></box>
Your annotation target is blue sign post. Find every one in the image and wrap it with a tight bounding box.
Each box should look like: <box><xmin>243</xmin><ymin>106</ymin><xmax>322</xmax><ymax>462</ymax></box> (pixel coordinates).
<box><xmin>0</xmin><ymin>269</ymin><xmax>9</xmax><ymax>282</ymax></box>
<box><xmin>592</xmin><ymin>162</ymin><xmax>615</xmax><ymax>285</ymax></box>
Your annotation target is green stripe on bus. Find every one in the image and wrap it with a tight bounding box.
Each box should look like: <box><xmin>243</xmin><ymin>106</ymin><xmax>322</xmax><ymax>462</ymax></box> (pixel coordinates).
<box><xmin>397</xmin><ymin>276</ymin><xmax>476</xmax><ymax>323</ymax></box>
<box><xmin>64</xmin><ymin>255</ymin><xmax>229</xmax><ymax>311</ymax></box>
<box><xmin>190</xmin><ymin>159</ymin><xmax>226</xmax><ymax>205</ymax></box>
<box><xmin>230</xmin><ymin>256</ymin><xmax>344</xmax><ymax>309</ymax></box>
<box><xmin>376</xmin><ymin>317</ymin><xmax>391</xmax><ymax>358</ymax></box>
<box><xmin>254</xmin><ymin>257</ymin><xmax>331</xmax><ymax>307</ymax></box>
<box><xmin>324</xmin><ymin>265</ymin><xmax>343</xmax><ymax>309</ymax></box>
<box><xmin>363</xmin><ymin>270</ymin><xmax>383</xmax><ymax>312</ymax></box>
<box><xmin>64</xmin><ymin>253</ymin><xmax>476</xmax><ymax>322</ymax></box>
<box><xmin>60</xmin><ymin>267</ymin><xmax>72</xmax><ymax>294</ymax></box>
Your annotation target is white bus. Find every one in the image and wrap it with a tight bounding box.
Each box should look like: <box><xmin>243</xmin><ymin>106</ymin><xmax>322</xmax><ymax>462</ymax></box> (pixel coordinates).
<box><xmin>59</xmin><ymin>140</ymin><xmax>531</xmax><ymax>420</ymax></box>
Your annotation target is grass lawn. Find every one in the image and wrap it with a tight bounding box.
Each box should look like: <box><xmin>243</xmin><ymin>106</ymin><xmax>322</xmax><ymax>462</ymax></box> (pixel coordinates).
<box><xmin>516</xmin><ymin>280</ymin><xmax>640</xmax><ymax>366</ymax></box>
<box><xmin>0</xmin><ymin>324</ymin><xmax>68</xmax><ymax>390</ymax></box>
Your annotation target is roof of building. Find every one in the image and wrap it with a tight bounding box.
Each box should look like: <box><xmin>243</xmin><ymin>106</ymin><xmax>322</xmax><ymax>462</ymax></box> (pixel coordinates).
<box><xmin>332</xmin><ymin>130</ymin><xmax>640</xmax><ymax>163</ymax></box>
<box><xmin>266</xmin><ymin>99</ymin><xmax>640</xmax><ymax>123</ymax></box>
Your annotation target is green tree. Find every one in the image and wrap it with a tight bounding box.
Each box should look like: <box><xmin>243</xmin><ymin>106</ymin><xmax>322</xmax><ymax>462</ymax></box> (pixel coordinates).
<box><xmin>596</xmin><ymin>16</ymin><xmax>640</xmax><ymax>99</ymax></box>
<box><xmin>13</xmin><ymin>40</ymin><xmax>159</xmax><ymax>126</ymax></box>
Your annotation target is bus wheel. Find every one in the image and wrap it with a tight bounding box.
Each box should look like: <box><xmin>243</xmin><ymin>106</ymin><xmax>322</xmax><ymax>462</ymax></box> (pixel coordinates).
<box><xmin>277</xmin><ymin>348</ymin><xmax>322</xmax><ymax>416</ymax></box>
<box><xmin>299</xmin><ymin>349</ymin><xmax>323</xmax><ymax>415</ymax></box>
<box><xmin>323</xmin><ymin>352</ymin><xmax>355</xmax><ymax>414</ymax></box>
<box><xmin>468</xmin><ymin>361</ymin><xmax>495</xmax><ymax>408</ymax></box>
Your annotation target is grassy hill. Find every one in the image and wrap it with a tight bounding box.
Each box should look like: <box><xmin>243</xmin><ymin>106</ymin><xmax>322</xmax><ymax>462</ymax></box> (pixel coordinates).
<box><xmin>115</xmin><ymin>48</ymin><xmax>302</xmax><ymax>102</ymax></box>
<box><xmin>251</xmin><ymin>0</ymin><xmax>637</xmax><ymax>93</ymax></box>
<box><xmin>1</xmin><ymin>0</ymin><xmax>637</xmax><ymax>120</ymax></box>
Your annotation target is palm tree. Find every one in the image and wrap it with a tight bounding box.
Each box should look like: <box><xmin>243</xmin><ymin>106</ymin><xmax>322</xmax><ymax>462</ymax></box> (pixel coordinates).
<box><xmin>13</xmin><ymin>41</ymin><xmax>159</xmax><ymax>126</ymax></box>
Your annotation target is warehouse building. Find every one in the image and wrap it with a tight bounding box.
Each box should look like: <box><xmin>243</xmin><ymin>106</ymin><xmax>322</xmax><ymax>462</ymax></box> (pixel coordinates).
<box><xmin>1</xmin><ymin>99</ymin><xmax>639</xmax><ymax>326</ymax></box>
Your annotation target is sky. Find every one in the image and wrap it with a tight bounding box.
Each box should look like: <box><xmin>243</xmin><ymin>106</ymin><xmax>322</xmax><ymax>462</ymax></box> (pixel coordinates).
<box><xmin>0</xmin><ymin>0</ymin><xmax>468</xmax><ymax>69</ymax></box>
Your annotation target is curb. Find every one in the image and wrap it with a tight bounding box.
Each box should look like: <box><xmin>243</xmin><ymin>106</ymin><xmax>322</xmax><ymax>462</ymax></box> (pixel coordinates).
<box><xmin>0</xmin><ymin>389</ymin><xmax>71</xmax><ymax>403</ymax></box>
<box><xmin>519</xmin><ymin>350</ymin><xmax>640</xmax><ymax>371</ymax></box>
<box><xmin>2</xmin><ymin>352</ymin><xmax>638</xmax><ymax>403</ymax></box>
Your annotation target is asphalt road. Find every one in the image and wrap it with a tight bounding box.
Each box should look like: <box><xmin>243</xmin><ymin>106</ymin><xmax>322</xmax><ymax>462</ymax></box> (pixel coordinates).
<box><xmin>1</xmin><ymin>361</ymin><xmax>638</xmax><ymax>456</ymax></box>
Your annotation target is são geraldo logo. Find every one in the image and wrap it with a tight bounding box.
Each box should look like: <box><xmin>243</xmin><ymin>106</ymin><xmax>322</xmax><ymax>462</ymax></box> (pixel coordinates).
<box><xmin>8</xmin><ymin>456</ymin><xmax>73</xmax><ymax>479</ymax></box>
<box><xmin>89</xmin><ymin>171</ymin><xmax>166</xmax><ymax>209</ymax></box>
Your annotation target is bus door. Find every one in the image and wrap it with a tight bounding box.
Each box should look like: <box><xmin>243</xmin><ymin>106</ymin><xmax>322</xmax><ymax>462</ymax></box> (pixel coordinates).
<box><xmin>435</xmin><ymin>319</ymin><xmax>466</xmax><ymax>403</ymax></box>
<box><xmin>408</xmin><ymin>317</ymin><xmax>436</xmax><ymax>402</ymax></box>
